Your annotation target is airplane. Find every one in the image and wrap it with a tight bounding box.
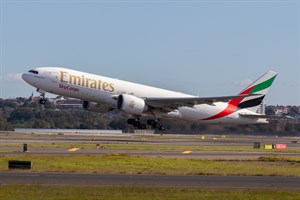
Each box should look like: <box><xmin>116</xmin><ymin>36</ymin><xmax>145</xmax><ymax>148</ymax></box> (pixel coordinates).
<box><xmin>22</xmin><ymin>67</ymin><xmax>277</xmax><ymax>131</ymax></box>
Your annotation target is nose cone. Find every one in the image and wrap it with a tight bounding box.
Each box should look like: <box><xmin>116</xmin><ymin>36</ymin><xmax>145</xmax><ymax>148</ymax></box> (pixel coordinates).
<box><xmin>22</xmin><ymin>73</ymin><xmax>29</xmax><ymax>83</ymax></box>
<box><xmin>22</xmin><ymin>72</ymin><xmax>35</xmax><ymax>86</ymax></box>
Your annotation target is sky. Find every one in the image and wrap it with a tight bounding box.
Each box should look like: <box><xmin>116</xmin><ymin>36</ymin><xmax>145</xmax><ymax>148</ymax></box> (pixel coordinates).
<box><xmin>0</xmin><ymin>0</ymin><xmax>299</xmax><ymax>105</ymax></box>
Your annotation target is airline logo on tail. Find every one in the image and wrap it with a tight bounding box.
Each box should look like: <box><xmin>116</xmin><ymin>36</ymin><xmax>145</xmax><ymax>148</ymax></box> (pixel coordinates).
<box><xmin>202</xmin><ymin>71</ymin><xmax>277</xmax><ymax>120</ymax></box>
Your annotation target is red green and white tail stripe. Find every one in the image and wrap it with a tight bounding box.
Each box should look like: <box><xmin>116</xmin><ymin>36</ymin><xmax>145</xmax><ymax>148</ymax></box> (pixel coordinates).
<box><xmin>202</xmin><ymin>71</ymin><xmax>277</xmax><ymax>120</ymax></box>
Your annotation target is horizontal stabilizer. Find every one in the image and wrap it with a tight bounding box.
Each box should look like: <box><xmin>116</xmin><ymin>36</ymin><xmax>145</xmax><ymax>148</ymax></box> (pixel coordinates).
<box><xmin>239</xmin><ymin>114</ymin><xmax>294</xmax><ymax>120</ymax></box>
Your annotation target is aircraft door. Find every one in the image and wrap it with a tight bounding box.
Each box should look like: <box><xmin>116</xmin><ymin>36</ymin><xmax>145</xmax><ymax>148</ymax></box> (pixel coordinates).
<box><xmin>51</xmin><ymin>72</ymin><xmax>59</xmax><ymax>83</ymax></box>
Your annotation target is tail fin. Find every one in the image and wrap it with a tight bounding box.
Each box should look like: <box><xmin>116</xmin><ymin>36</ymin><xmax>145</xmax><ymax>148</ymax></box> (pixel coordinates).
<box><xmin>237</xmin><ymin>71</ymin><xmax>277</xmax><ymax>112</ymax></box>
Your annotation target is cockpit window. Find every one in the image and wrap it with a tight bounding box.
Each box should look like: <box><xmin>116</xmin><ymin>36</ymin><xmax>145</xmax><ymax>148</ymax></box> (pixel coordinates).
<box><xmin>28</xmin><ymin>70</ymin><xmax>38</xmax><ymax>74</ymax></box>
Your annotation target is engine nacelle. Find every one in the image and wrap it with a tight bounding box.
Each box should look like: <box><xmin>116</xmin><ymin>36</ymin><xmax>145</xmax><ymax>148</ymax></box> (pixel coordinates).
<box><xmin>82</xmin><ymin>101</ymin><xmax>113</xmax><ymax>113</ymax></box>
<box><xmin>117</xmin><ymin>94</ymin><xmax>148</xmax><ymax>115</ymax></box>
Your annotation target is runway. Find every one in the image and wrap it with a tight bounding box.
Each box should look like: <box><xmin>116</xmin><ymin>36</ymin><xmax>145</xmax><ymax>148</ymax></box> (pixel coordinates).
<box><xmin>1</xmin><ymin>132</ymin><xmax>299</xmax><ymax>160</ymax></box>
<box><xmin>1</xmin><ymin>132</ymin><xmax>300</xmax><ymax>190</ymax></box>
<box><xmin>1</xmin><ymin>172</ymin><xmax>299</xmax><ymax>190</ymax></box>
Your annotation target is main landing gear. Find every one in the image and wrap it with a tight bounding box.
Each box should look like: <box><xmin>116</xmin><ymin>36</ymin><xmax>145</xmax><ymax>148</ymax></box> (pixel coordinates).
<box><xmin>147</xmin><ymin>119</ymin><xmax>165</xmax><ymax>131</ymax></box>
<box><xmin>127</xmin><ymin>118</ymin><xmax>146</xmax><ymax>129</ymax></box>
<box><xmin>127</xmin><ymin>118</ymin><xmax>165</xmax><ymax>131</ymax></box>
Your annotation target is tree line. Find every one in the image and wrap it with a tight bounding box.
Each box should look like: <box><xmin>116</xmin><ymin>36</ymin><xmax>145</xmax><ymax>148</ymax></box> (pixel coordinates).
<box><xmin>0</xmin><ymin>98</ymin><xmax>300</xmax><ymax>135</ymax></box>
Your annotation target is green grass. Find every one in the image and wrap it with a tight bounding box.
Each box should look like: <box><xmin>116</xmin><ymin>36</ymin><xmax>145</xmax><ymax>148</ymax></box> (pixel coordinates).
<box><xmin>1</xmin><ymin>154</ymin><xmax>300</xmax><ymax>176</ymax></box>
<box><xmin>0</xmin><ymin>185</ymin><xmax>300</xmax><ymax>200</ymax></box>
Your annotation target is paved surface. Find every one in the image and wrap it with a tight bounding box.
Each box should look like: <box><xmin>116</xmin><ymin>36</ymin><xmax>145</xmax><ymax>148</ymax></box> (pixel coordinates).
<box><xmin>1</xmin><ymin>172</ymin><xmax>299</xmax><ymax>190</ymax></box>
<box><xmin>1</xmin><ymin>132</ymin><xmax>300</xmax><ymax>190</ymax></box>
<box><xmin>1</xmin><ymin>132</ymin><xmax>299</xmax><ymax>147</ymax></box>
<box><xmin>1</xmin><ymin>132</ymin><xmax>299</xmax><ymax>160</ymax></box>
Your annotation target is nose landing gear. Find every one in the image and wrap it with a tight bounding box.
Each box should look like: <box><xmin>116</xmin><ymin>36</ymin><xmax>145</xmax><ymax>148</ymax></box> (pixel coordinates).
<box><xmin>37</xmin><ymin>89</ymin><xmax>46</xmax><ymax>105</ymax></box>
<box><xmin>39</xmin><ymin>98</ymin><xmax>46</xmax><ymax>105</ymax></box>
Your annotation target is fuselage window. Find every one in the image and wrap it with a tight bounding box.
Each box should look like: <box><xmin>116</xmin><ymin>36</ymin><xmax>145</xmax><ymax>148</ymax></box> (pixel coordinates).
<box><xmin>28</xmin><ymin>70</ymin><xmax>38</xmax><ymax>74</ymax></box>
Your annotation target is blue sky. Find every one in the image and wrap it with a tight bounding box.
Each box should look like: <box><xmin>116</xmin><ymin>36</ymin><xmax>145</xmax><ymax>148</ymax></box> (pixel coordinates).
<box><xmin>0</xmin><ymin>0</ymin><xmax>299</xmax><ymax>105</ymax></box>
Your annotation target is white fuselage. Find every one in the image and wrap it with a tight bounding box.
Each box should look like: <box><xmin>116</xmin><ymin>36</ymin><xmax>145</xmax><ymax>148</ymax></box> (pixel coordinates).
<box><xmin>22</xmin><ymin>67</ymin><xmax>267</xmax><ymax>124</ymax></box>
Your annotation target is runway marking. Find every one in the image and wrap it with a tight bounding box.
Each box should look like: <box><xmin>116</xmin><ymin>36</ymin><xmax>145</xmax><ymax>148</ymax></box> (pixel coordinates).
<box><xmin>68</xmin><ymin>148</ymin><xmax>80</xmax><ymax>152</ymax></box>
<box><xmin>182</xmin><ymin>151</ymin><xmax>192</xmax><ymax>154</ymax></box>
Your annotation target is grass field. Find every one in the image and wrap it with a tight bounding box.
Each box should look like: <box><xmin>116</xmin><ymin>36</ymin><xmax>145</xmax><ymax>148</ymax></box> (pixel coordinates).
<box><xmin>1</xmin><ymin>185</ymin><xmax>300</xmax><ymax>200</ymax></box>
<box><xmin>1</xmin><ymin>154</ymin><xmax>299</xmax><ymax>176</ymax></box>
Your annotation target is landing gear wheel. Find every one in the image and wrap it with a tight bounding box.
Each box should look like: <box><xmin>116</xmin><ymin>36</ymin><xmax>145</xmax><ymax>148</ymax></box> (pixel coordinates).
<box><xmin>39</xmin><ymin>99</ymin><xmax>46</xmax><ymax>105</ymax></box>
<box><xmin>147</xmin><ymin>119</ymin><xmax>165</xmax><ymax>131</ymax></box>
<box><xmin>127</xmin><ymin>118</ymin><xmax>146</xmax><ymax>129</ymax></box>
<box><xmin>138</xmin><ymin>123</ymin><xmax>146</xmax><ymax>129</ymax></box>
<box><xmin>147</xmin><ymin>119</ymin><xmax>156</xmax><ymax>126</ymax></box>
<box><xmin>157</xmin><ymin>125</ymin><xmax>165</xmax><ymax>131</ymax></box>
<box><xmin>127</xmin><ymin>118</ymin><xmax>136</xmax><ymax>125</ymax></box>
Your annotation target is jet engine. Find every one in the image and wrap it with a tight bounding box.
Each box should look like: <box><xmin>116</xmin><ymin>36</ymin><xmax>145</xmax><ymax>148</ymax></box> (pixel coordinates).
<box><xmin>117</xmin><ymin>94</ymin><xmax>148</xmax><ymax>115</ymax></box>
<box><xmin>82</xmin><ymin>101</ymin><xmax>113</xmax><ymax>113</ymax></box>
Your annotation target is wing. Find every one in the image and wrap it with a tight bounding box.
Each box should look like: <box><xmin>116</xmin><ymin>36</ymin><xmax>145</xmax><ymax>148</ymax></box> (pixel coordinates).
<box><xmin>145</xmin><ymin>94</ymin><xmax>256</xmax><ymax>111</ymax></box>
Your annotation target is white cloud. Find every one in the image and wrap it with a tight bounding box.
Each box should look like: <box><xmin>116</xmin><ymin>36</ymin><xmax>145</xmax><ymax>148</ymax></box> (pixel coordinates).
<box><xmin>1</xmin><ymin>73</ymin><xmax>24</xmax><ymax>83</ymax></box>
